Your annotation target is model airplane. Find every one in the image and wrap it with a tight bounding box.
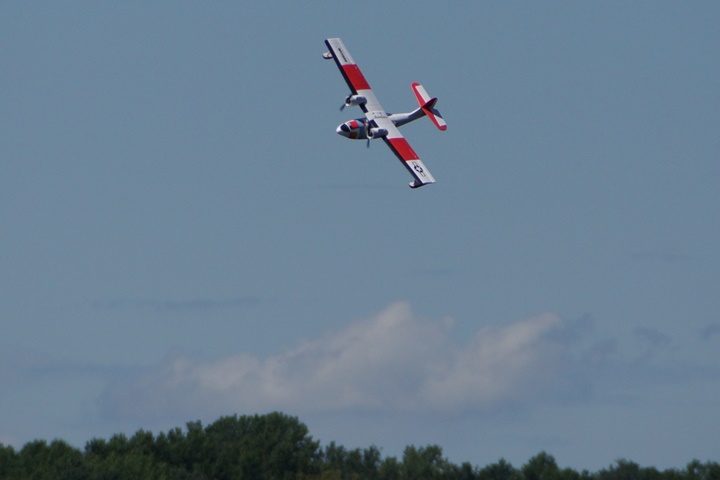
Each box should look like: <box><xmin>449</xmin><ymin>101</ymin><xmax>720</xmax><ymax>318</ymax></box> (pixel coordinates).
<box><xmin>323</xmin><ymin>38</ymin><xmax>447</xmax><ymax>188</ymax></box>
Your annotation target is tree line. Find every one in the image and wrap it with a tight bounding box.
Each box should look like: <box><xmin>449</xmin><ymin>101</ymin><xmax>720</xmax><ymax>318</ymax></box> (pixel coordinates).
<box><xmin>0</xmin><ymin>412</ymin><xmax>717</xmax><ymax>480</ymax></box>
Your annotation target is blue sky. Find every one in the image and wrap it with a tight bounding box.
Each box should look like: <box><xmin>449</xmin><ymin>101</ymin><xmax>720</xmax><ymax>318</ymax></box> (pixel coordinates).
<box><xmin>1</xmin><ymin>1</ymin><xmax>719</xmax><ymax>471</ymax></box>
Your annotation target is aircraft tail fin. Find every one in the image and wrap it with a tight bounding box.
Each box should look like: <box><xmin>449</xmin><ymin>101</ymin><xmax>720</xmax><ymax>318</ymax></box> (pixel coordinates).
<box><xmin>411</xmin><ymin>82</ymin><xmax>447</xmax><ymax>131</ymax></box>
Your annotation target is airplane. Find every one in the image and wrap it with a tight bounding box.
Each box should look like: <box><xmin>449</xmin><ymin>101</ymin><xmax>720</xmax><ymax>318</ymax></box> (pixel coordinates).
<box><xmin>322</xmin><ymin>37</ymin><xmax>447</xmax><ymax>188</ymax></box>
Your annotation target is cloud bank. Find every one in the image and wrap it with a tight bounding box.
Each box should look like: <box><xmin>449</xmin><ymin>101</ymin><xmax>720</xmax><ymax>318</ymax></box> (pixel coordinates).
<box><xmin>99</xmin><ymin>302</ymin><xmax>569</xmax><ymax>421</ymax></box>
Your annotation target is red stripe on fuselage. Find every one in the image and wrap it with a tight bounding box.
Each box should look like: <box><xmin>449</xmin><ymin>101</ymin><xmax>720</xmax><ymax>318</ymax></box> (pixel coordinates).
<box><xmin>388</xmin><ymin>138</ymin><xmax>419</xmax><ymax>161</ymax></box>
<box><xmin>342</xmin><ymin>64</ymin><xmax>371</xmax><ymax>91</ymax></box>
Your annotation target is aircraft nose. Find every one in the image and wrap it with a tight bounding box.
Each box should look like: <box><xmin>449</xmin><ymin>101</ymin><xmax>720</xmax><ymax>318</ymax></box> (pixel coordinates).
<box><xmin>336</xmin><ymin>123</ymin><xmax>350</xmax><ymax>137</ymax></box>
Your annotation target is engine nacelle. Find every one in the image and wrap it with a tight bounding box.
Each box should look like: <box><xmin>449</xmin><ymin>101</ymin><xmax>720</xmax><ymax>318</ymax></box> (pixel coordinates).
<box><xmin>344</xmin><ymin>95</ymin><xmax>367</xmax><ymax>108</ymax></box>
<box><xmin>368</xmin><ymin>127</ymin><xmax>388</xmax><ymax>139</ymax></box>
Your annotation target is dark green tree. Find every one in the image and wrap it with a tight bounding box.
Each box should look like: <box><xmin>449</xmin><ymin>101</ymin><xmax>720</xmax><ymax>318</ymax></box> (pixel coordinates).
<box><xmin>203</xmin><ymin>412</ymin><xmax>321</xmax><ymax>480</ymax></box>
<box><xmin>596</xmin><ymin>459</ymin><xmax>678</xmax><ymax>480</ymax></box>
<box><xmin>361</xmin><ymin>445</ymin><xmax>382</xmax><ymax>479</ymax></box>
<box><xmin>153</xmin><ymin>421</ymin><xmax>208</xmax><ymax>475</ymax></box>
<box><xmin>3</xmin><ymin>413</ymin><xmax>720</xmax><ymax>480</ymax></box>
<box><xmin>403</xmin><ymin>444</ymin><xmax>451</xmax><ymax>480</ymax></box>
<box><xmin>322</xmin><ymin>441</ymin><xmax>348</xmax><ymax>478</ymax></box>
<box><xmin>456</xmin><ymin>461</ymin><xmax>480</xmax><ymax>480</ymax></box>
<box><xmin>0</xmin><ymin>444</ymin><xmax>19</xmax><ymax>479</ymax></box>
<box><xmin>686</xmin><ymin>460</ymin><xmax>720</xmax><ymax>480</ymax></box>
<box><xmin>479</xmin><ymin>458</ymin><xmax>522</xmax><ymax>480</ymax></box>
<box><xmin>378</xmin><ymin>455</ymin><xmax>402</xmax><ymax>480</ymax></box>
<box><xmin>17</xmin><ymin>439</ymin><xmax>86</xmax><ymax>480</ymax></box>
<box><xmin>523</xmin><ymin>452</ymin><xmax>560</xmax><ymax>480</ymax></box>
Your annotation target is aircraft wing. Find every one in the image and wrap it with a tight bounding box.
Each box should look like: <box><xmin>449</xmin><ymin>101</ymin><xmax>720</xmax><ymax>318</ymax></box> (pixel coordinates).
<box><xmin>372</xmin><ymin>113</ymin><xmax>437</xmax><ymax>188</ymax></box>
<box><xmin>324</xmin><ymin>38</ymin><xmax>382</xmax><ymax>114</ymax></box>
<box><xmin>324</xmin><ymin>38</ymin><xmax>436</xmax><ymax>188</ymax></box>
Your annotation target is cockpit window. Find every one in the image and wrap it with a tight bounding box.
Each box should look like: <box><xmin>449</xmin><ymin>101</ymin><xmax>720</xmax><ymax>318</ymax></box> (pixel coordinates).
<box><xmin>340</xmin><ymin>124</ymin><xmax>350</xmax><ymax>132</ymax></box>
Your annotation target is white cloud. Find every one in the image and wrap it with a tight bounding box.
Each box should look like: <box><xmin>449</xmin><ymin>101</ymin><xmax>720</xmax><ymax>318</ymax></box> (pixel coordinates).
<box><xmin>99</xmin><ymin>302</ymin><xmax>567</xmax><ymax>421</ymax></box>
<box><xmin>419</xmin><ymin>313</ymin><xmax>564</xmax><ymax>410</ymax></box>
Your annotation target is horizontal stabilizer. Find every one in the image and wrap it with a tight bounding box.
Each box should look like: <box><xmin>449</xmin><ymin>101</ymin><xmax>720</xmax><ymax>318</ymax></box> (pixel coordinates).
<box><xmin>411</xmin><ymin>82</ymin><xmax>447</xmax><ymax>131</ymax></box>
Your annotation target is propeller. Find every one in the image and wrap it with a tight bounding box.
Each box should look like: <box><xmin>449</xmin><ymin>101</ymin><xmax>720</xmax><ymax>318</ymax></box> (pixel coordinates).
<box><xmin>340</xmin><ymin>94</ymin><xmax>367</xmax><ymax>112</ymax></box>
<box><xmin>367</xmin><ymin>124</ymin><xmax>389</xmax><ymax>148</ymax></box>
<box><xmin>340</xmin><ymin>95</ymin><xmax>350</xmax><ymax>112</ymax></box>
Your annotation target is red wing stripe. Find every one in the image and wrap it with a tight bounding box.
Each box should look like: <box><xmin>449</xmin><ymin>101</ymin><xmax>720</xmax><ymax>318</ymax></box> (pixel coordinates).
<box><xmin>388</xmin><ymin>138</ymin><xmax>420</xmax><ymax>161</ymax></box>
<box><xmin>342</xmin><ymin>64</ymin><xmax>371</xmax><ymax>91</ymax></box>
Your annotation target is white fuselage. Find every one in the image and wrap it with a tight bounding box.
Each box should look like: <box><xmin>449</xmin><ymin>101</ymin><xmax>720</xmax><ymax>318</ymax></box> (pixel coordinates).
<box><xmin>336</xmin><ymin>107</ymin><xmax>424</xmax><ymax>140</ymax></box>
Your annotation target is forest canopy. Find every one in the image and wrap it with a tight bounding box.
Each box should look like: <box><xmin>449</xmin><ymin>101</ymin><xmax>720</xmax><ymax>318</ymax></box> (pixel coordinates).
<box><xmin>0</xmin><ymin>412</ymin><xmax>717</xmax><ymax>480</ymax></box>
